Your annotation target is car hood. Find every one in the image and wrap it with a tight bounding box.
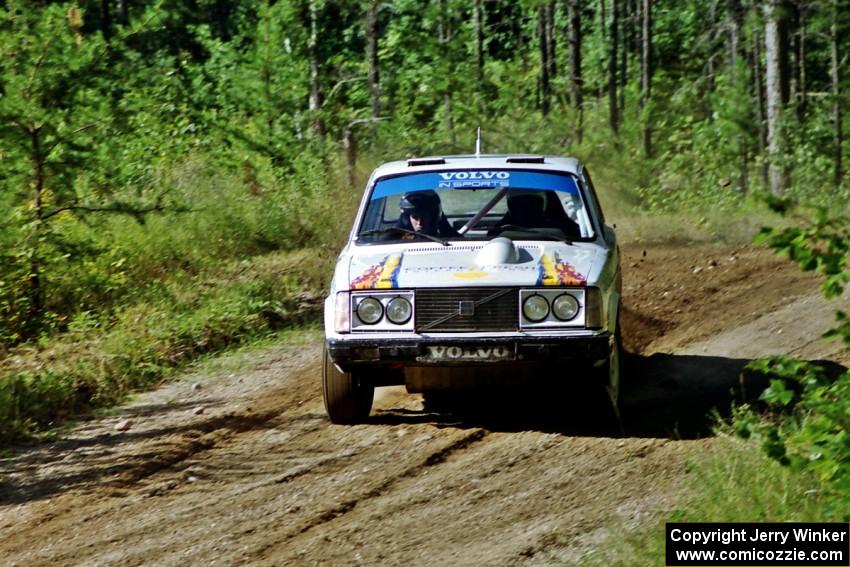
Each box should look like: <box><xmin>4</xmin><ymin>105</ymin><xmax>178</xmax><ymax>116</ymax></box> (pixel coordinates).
<box><xmin>347</xmin><ymin>239</ymin><xmax>598</xmax><ymax>289</ymax></box>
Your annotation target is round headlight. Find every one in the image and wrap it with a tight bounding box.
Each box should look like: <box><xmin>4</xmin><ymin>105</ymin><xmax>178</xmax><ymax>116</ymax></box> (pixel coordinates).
<box><xmin>552</xmin><ymin>293</ymin><xmax>580</xmax><ymax>321</ymax></box>
<box><xmin>522</xmin><ymin>294</ymin><xmax>549</xmax><ymax>322</ymax></box>
<box><xmin>356</xmin><ymin>297</ymin><xmax>383</xmax><ymax>324</ymax></box>
<box><xmin>386</xmin><ymin>296</ymin><xmax>412</xmax><ymax>324</ymax></box>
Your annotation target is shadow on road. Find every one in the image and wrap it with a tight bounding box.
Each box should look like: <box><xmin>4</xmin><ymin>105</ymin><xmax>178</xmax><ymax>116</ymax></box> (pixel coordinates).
<box><xmin>372</xmin><ymin>352</ymin><xmax>844</xmax><ymax>439</ymax></box>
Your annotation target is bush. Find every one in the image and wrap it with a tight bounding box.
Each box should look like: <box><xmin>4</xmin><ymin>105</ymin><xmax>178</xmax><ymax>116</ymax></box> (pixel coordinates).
<box><xmin>738</xmin><ymin>359</ymin><xmax>850</xmax><ymax>520</ymax></box>
<box><xmin>0</xmin><ymin>248</ymin><xmax>330</xmax><ymax>442</ymax></box>
<box><xmin>732</xmin><ymin>202</ymin><xmax>850</xmax><ymax>520</ymax></box>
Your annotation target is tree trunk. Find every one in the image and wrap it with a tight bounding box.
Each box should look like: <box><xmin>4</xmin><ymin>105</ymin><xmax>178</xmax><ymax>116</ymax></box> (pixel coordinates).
<box><xmin>705</xmin><ymin>0</ymin><xmax>719</xmax><ymax>99</ymax></box>
<box><xmin>598</xmin><ymin>0</ymin><xmax>607</xmax><ymax>99</ymax></box>
<box><xmin>308</xmin><ymin>0</ymin><xmax>325</xmax><ymax>138</ymax></box>
<box><xmin>566</xmin><ymin>0</ymin><xmax>583</xmax><ymax>143</ymax></box>
<box><xmin>792</xmin><ymin>3</ymin><xmax>807</xmax><ymax>120</ymax></box>
<box><xmin>214</xmin><ymin>0</ymin><xmax>231</xmax><ymax>41</ymax></box>
<box><xmin>789</xmin><ymin>2</ymin><xmax>799</xmax><ymax>112</ymax></box>
<box><xmin>619</xmin><ymin>0</ymin><xmax>628</xmax><ymax>119</ymax></box>
<box><xmin>830</xmin><ymin>1</ymin><xmax>842</xmax><ymax>189</ymax></box>
<box><xmin>262</xmin><ymin>0</ymin><xmax>273</xmax><ymax>136</ymax></box>
<box><xmin>28</xmin><ymin>127</ymin><xmax>45</xmax><ymax>332</ymax></box>
<box><xmin>438</xmin><ymin>0</ymin><xmax>455</xmax><ymax>143</ymax></box>
<box><xmin>751</xmin><ymin>24</ymin><xmax>768</xmax><ymax>188</ymax></box>
<box><xmin>726</xmin><ymin>0</ymin><xmax>742</xmax><ymax>68</ymax></box>
<box><xmin>516</xmin><ymin>3</ymin><xmax>528</xmax><ymax>72</ymax></box>
<box><xmin>727</xmin><ymin>0</ymin><xmax>747</xmax><ymax>194</ymax></box>
<box><xmin>473</xmin><ymin>0</ymin><xmax>485</xmax><ymax>84</ymax></box>
<box><xmin>640</xmin><ymin>0</ymin><xmax>652</xmax><ymax>157</ymax></box>
<box><xmin>631</xmin><ymin>0</ymin><xmax>640</xmax><ymax>52</ymax></box>
<box><xmin>100</xmin><ymin>0</ymin><xmax>111</xmax><ymax>40</ymax></box>
<box><xmin>608</xmin><ymin>0</ymin><xmax>619</xmax><ymax>133</ymax></box>
<box><xmin>764</xmin><ymin>0</ymin><xmax>789</xmax><ymax>194</ymax></box>
<box><xmin>538</xmin><ymin>5</ymin><xmax>551</xmax><ymax>116</ymax></box>
<box><xmin>117</xmin><ymin>0</ymin><xmax>128</xmax><ymax>24</ymax></box>
<box><xmin>365</xmin><ymin>1</ymin><xmax>380</xmax><ymax>130</ymax></box>
<box><xmin>343</xmin><ymin>127</ymin><xmax>357</xmax><ymax>190</ymax></box>
<box><xmin>546</xmin><ymin>1</ymin><xmax>557</xmax><ymax>79</ymax></box>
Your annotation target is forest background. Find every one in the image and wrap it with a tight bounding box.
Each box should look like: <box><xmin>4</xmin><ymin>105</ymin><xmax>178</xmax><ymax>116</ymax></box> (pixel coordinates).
<box><xmin>0</xmin><ymin>0</ymin><xmax>848</xmax><ymax>530</ymax></box>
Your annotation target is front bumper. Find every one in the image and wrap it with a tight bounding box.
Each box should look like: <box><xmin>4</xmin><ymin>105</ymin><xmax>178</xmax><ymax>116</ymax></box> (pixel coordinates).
<box><xmin>327</xmin><ymin>333</ymin><xmax>611</xmax><ymax>369</ymax></box>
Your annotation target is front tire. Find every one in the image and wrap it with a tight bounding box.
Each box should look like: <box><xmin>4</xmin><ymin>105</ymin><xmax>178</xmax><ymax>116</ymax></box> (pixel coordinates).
<box><xmin>589</xmin><ymin>323</ymin><xmax>623</xmax><ymax>430</ymax></box>
<box><xmin>422</xmin><ymin>390</ymin><xmax>455</xmax><ymax>413</ymax></box>
<box><xmin>606</xmin><ymin>330</ymin><xmax>622</xmax><ymax>411</ymax></box>
<box><xmin>595</xmin><ymin>325</ymin><xmax>623</xmax><ymax>431</ymax></box>
<box><xmin>322</xmin><ymin>347</ymin><xmax>374</xmax><ymax>424</ymax></box>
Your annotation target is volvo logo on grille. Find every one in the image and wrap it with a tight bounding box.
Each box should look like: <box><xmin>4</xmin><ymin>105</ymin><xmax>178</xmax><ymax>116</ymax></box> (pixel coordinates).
<box><xmin>458</xmin><ymin>300</ymin><xmax>475</xmax><ymax>316</ymax></box>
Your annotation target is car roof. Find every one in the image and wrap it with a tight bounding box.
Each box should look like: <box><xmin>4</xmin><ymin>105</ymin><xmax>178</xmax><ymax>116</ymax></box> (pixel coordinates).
<box><xmin>370</xmin><ymin>154</ymin><xmax>582</xmax><ymax>179</ymax></box>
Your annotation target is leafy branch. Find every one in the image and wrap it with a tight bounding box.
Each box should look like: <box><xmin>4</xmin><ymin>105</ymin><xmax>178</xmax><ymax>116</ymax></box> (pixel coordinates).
<box><xmin>41</xmin><ymin>199</ymin><xmax>190</xmax><ymax>223</ymax></box>
<box><xmin>737</xmin><ymin>198</ymin><xmax>850</xmax><ymax>518</ymax></box>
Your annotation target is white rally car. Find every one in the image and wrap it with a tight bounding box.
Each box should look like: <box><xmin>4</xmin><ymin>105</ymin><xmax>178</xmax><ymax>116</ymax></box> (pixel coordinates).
<box><xmin>323</xmin><ymin>154</ymin><xmax>621</xmax><ymax>423</ymax></box>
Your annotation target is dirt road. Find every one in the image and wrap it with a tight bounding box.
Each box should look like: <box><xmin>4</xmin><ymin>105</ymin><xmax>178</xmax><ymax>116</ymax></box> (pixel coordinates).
<box><xmin>1</xmin><ymin>244</ymin><xmax>846</xmax><ymax>566</ymax></box>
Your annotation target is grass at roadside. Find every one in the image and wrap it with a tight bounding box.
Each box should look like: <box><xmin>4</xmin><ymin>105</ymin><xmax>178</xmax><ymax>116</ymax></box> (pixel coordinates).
<box><xmin>577</xmin><ymin>433</ymin><xmax>842</xmax><ymax>567</ymax></box>
<box><xmin>186</xmin><ymin>326</ymin><xmax>321</xmax><ymax>378</ymax></box>
<box><xmin>0</xmin><ymin>248</ymin><xmax>332</xmax><ymax>444</ymax></box>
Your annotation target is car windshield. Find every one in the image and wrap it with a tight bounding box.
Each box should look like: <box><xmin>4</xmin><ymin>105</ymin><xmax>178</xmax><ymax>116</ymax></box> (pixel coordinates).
<box><xmin>356</xmin><ymin>170</ymin><xmax>595</xmax><ymax>244</ymax></box>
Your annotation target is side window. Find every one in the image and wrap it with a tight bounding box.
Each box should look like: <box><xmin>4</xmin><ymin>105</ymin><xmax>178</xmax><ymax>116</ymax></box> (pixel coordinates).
<box><xmin>362</xmin><ymin>197</ymin><xmax>387</xmax><ymax>231</ymax></box>
<box><xmin>581</xmin><ymin>168</ymin><xmax>606</xmax><ymax>226</ymax></box>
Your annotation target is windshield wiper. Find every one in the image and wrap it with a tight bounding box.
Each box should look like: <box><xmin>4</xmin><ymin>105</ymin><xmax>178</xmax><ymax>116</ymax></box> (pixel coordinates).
<box><xmin>492</xmin><ymin>224</ymin><xmax>574</xmax><ymax>244</ymax></box>
<box><xmin>359</xmin><ymin>227</ymin><xmax>451</xmax><ymax>246</ymax></box>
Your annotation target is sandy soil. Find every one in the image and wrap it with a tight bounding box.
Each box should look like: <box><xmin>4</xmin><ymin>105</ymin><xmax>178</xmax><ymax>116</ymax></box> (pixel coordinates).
<box><xmin>1</xmin><ymin>243</ymin><xmax>847</xmax><ymax>566</ymax></box>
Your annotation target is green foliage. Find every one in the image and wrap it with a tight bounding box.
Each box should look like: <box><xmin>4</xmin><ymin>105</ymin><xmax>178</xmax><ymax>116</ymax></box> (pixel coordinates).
<box><xmin>0</xmin><ymin>249</ymin><xmax>330</xmax><ymax>442</ymax></box>
<box><xmin>756</xmin><ymin>204</ymin><xmax>850</xmax><ymax>301</ymax></box>
<box><xmin>0</xmin><ymin>250</ymin><xmax>31</xmax><ymax>345</ymax></box>
<box><xmin>737</xmin><ymin>357</ymin><xmax>850</xmax><ymax>519</ymax></box>
<box><xmin>578</xmin><ymin>435</ymin><xmax>839</xmax><ymax>566</ymax></box>
<box><xmin>730</xmin><ymin>203</ymin><xmax>850</xmax><ymax>520</ymax></box>
<box><xmin>1</xmin><ymin>0</ymin><xmax>848</xmax><ymax>438</ymax></box>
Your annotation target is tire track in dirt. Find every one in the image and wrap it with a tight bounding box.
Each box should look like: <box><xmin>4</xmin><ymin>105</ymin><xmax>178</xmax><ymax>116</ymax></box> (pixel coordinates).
<box><xmin>0</xmin><ymin>346</ymin><xmax>325</xmax><ymax>565</ymax></box>
<box><xmin>248</xmin><ymin>428</ymin><xmax>489</xmax><ymax>562</ymax></box>
<box><xmin>1</xmin><ymin>356</ymin><xmax>489</xmax><ymax>567</ymax></box>
<box><xmin>0</xmin><ymin>244</ymin><xmax>840</xmax><ymax>567</ymax></box>
<box><xmin>76</xmin><ymin>427</ymin><xmax>490</xmax><ymax>567</ymax></box>
<box><xmin>257</xmin><ymin>431</ymin><xmax>693</xmax><ymax>566</ymax></box>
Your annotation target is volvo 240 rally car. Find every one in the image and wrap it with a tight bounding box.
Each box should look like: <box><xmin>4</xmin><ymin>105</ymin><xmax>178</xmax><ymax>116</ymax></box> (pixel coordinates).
<box><xmin>322</xmin><ymin>154</ymin><xmax>622</xmax><ymax>424</ymax></box>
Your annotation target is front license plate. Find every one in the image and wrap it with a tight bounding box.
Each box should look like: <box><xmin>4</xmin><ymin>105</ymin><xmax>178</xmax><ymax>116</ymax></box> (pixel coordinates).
<box><xmin>416</xmin><ymin>345</ymin><xmax>514</xmax><ymax>363</ymax></box>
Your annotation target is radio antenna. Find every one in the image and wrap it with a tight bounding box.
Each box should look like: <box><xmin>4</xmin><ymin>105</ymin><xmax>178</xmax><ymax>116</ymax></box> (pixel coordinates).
<box><xmin>475</xmin><ymin>127</ymin><xmax>482</xmax><ymax>158</ymax></box>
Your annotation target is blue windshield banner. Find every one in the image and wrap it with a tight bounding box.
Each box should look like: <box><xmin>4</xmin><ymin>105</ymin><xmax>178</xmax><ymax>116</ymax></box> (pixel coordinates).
<box><xmin>370</xmin><ymin>171</ymin><xmax>579</xmax><ymax>200</ymax></box>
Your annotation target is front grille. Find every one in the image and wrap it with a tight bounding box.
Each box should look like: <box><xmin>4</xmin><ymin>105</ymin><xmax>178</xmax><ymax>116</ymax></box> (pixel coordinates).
<box><xmin>415</xmin><ymin>288</ymin><xmax>519</xmax><ymax>332</ymax></box>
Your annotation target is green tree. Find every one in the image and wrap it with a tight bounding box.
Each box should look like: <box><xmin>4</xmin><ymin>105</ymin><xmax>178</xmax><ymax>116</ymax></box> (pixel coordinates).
<box><xmin>0</xmin><ymin>2</ymin><xmax>166</xmax><ymax>342</ymax></box>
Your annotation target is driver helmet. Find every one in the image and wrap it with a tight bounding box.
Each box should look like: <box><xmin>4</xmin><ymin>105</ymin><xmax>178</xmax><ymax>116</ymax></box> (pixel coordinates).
<box><xmin>399</xmin><ymin>190</ymin><xmax>442</xmax><ymax>233</ymax></box>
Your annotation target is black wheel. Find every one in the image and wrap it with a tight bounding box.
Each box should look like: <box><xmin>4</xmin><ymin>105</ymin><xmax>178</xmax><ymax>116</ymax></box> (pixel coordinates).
<box><xmin>422</xmin><ymin>390</ymin><xmax>454</xmax><ymax>413</ymax></box>
<box><xmin>322</xmin><ymin>347</ymin><xmax>374</xmax><ymax>424</ymax></box>
<box><xmin>588</xmin><ymin>318</ymin><xmax>623</xmax><ymax>430</ymax></box>
<box><xmin>605</xmin><ymin>329</ymin><xmax>622</xmax><ymax>410</ymax></box>
<box><xmin>595</xmin><ymin>324</ymin><xmax>623</xmax><ymax>431</ymax></box>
